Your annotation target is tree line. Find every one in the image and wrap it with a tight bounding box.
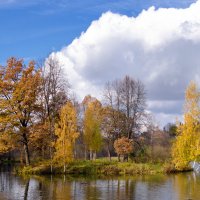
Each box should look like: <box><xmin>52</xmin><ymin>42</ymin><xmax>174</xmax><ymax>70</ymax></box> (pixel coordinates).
<box><xmin>0</xmin><ymin>57</ymin><xmax>181</xmax><ymax>170</ymax></box>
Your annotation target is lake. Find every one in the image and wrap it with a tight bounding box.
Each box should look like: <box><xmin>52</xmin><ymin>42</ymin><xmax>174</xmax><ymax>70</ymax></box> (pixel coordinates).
<box><xmin>0</xmin><ymin>165</ymin><xmax>199</xmax><ymax>200</ymax></box>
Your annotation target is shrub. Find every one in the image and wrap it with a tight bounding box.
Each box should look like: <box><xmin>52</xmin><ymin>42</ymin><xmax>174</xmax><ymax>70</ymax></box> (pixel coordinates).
<box><xmin>114</xmin><ymin>137</ymin><xmax>133</xmax><ymax>161</ymax></box>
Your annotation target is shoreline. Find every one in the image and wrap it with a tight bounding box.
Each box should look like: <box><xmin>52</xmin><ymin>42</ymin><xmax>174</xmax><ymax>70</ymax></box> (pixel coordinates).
<box><xmin>13</xmin><ymin>160</ymin><xmax>192</xmax><ymax>176</ymax></box>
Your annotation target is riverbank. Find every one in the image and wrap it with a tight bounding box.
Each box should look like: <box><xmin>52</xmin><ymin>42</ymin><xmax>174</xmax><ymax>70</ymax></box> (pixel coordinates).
<box><xmin>14</xmin><ymin>159</ymin><xmax>192</xmax><ymax>176</ymax></box>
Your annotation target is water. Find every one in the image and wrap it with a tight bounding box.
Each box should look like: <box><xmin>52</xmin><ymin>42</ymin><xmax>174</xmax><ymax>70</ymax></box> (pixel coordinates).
<box><xmin>0</xmin><ymin>166</ymin><xmax>200</xmax><ymax>200</ymax></box>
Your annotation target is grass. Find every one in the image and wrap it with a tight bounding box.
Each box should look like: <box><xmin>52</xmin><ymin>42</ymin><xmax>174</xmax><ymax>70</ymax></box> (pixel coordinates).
<box><xmin>15</xmin><ymin>158</ymin><xmax>174</xmax><ymax>176</ymax></box>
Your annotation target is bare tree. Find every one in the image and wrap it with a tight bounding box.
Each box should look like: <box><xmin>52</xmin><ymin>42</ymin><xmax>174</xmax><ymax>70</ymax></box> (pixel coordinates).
<box><xmin>119</xmin><ymin>76</ymin><xmax>146</xmax><ymax>138</ymax></box>
<box><xmin>104</xmin><ymin>75</ymin><xmax>146</xmax><ymax>139</ymax></box>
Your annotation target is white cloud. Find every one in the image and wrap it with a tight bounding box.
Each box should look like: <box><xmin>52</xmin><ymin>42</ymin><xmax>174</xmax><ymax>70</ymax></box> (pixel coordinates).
<box><xmin>51</xmin><ymin>0</ymin><xmax>200</xmax><ymax>127</ymax></box>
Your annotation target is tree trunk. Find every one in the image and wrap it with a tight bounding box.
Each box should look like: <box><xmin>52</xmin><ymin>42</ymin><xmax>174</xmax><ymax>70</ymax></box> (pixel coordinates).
<box><xmin>20</xmin><ymin>148</ymin><xmax>24</xmax><ymax>165</ymax></box>
<box><xmin>123</xmin><ymin>154</ymin><xmax>128</xmax><ymax>162</ymax></box>
<box><xmin>64</xmin><ymin>163</ymin><xmax>66</xmax><ymax>173</ymax></box>
<box><xmin>118</xmin><ymin>154</ymin><xmax>120</xmax><ymax>162</ymax></box>
<box><xmin>50</xmin><ymin>146</ymin><xmax>53</xmax><ymax>173</ymax></box>
<box><xmin>107</xmin><ymin>144</ymin><xmax>111</xmax><ymax>161</ymax></box>
<box><xmin>84</xmin><ymin>147</ymin><xmax>87</xmax><ymax>160</ymax></box>
<box><xmin>93</xmin><ymin>151</ymin><xmax>96</xmax><ymax>160</ymax></box>
<box><xmin>89</xmin><ymin>150</ymin><xmax>93</xmax><ymax>160</ymax></box>
<box><xmin>24</xmin><ymin>179</ymin><xmax>30</xmax><ymax>200</ymax></box>
<box><xmin>23</xmin><ymin>143</ymin><xmax>30</xmax><ymax>166</ymax></box>
<box><xmin>22</xmin><ymin>129</ymin><xmax>30</xmax><ymax>166</ymax></box>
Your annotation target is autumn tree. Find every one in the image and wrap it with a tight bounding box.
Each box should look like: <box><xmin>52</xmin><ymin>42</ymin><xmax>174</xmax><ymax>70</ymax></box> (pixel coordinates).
<box><xmin>0</xmin><ymin>57</ymin><xmax>41</xmax><ymax>165</ymax></box>
<box><xmin>83</xmin><ymin>97</ymin><xmax>102</xmax><ymax>160</ymax></box>
<box><xmin>28</xmin><ymin>122</ymin><xmax>50</xmax><ymax>159</ymax></box>
<box><xmin>0</xmin><ymin>132</ymin><xmax>16</xmax><ymax>154</ymax></box>
<box><xmin>172</xmin><ymin>81</ymin><xmax>200</xmax><ymax>170</ymax></box>
<box><xmin>114</xmin><ymin>137</ymin><xmax>134</xmax><ymax>162</ymax></box>
<box><xmin>101</xmin><ymin>106</ymin><xmax>125</xmax><ymax>160</ymax></box>
<box><xmin>40</xmin><ymin>55</ymin><xmax>69</xmax><ymax>170</ymax></box>
<box><xmin>54</xmin><ymin>101</ymin><xmax>79</xmax><ymax>172</ymax></box>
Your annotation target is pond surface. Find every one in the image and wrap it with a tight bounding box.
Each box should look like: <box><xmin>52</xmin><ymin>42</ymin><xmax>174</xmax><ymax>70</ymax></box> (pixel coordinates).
<box><xmin>0</xmin><ymin>166</ymin><xmax>200</xmax><ymax>200</ymax></box>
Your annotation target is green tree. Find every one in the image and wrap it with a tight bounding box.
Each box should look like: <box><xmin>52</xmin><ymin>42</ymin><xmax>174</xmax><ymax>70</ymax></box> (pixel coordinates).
<box><xmin>0</xmin><ymin>58</ymin><xmax>41</xmax><ymax>165</ymax></box>
<box><xmin>54</xmin><ymin>101</ymin><xmax>79</xmax><ymax>172</ymax></box>
<box><xmin>172</xmin><ymin>81</ymin><xmax>200</xmax><ymax>169</ymax></box>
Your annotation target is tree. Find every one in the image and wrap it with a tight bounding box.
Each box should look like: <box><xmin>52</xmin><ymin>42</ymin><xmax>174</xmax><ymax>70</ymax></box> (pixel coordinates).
<box><xmin>29</xmin><ymin>122</ymin><xmax>50</xmax><ymax>159</ymax></box>
<box><xmin>0</xmin><ymin>58</ymin><xmax>41</xmax><ymax>165</ymax></box>
<box><xmin>0</xmin><ymin>132</ymin><xmax>16</xmax><ymax>154</ymax></box>
<box><xmin>40</xmin><ymin>55</ymin><xmax>69</xmax><ymax>170</ymax></box>
<box><xmin>83</xmin><ymin>98</ymin><xmax>102</xmax><ymax>160</ymax></box>
<box><xmin>114</xmin><ymin>137</ymin><xmax>134</xmax><ymax>162</ymax></box>
<box><xmin>101</xmin><ymin>106</ymin><xmax>125</xmax><ymax>160</ymax></box>
<box><xmin>172</xmin><ymin>81</ymin><xmax>200</xmax><ymax>170</ymax></box>
<box><xmin>54</xmin><ymin>101</ymin><xmax>79</xmax><ymax>172</ymax></box>
<box><xmin>163</xmin><ymin>123</ymin><xmax>177</xmax><ymax>137</ymax></box>
<box><xmin>104</xmin><ymin>76</ymin><xmax>146</xmax><ymax>139</ymax></box>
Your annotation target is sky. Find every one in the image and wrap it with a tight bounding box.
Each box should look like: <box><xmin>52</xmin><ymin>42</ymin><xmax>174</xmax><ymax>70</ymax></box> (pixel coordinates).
<box><xmin>0</xmin><ymin>0</ymin><xmax>199</xmax><ymax>127</ymax></box>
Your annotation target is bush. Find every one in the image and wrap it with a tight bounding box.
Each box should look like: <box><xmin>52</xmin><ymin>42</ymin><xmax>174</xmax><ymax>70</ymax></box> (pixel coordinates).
<box><xmin>114</xmin><ymin>137</ymin><xmax>133</xmax><ymax>161</ymax></box>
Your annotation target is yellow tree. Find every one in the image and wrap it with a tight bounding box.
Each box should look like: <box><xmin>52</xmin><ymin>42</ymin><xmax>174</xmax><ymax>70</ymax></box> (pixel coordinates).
<box><xmin>0</xmin><ymin>57</ymin><xmax>41</xmax><ymax>165</ymax></box>
<box><xmin>84</xmin><ymin>99</ymin><xmax>102</xmax><ymax>160</ymax></box>
<box><xmin>172</xmin><ymin>81</ymin><xmax>200</xmax><ymax>170</ymax></box>
<box><xmin>54</xmin><ymin>101</ymin><xmax>79</xmax><ymax>172</ymax></box>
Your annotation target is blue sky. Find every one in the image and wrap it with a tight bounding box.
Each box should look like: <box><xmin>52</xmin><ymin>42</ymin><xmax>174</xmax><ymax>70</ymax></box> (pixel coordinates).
<box><xmin>0</xmin><ymin>0</ymin><xmax>196</xmax><ymax>64</ymax></box>
<box><xmin>1</xmin><ymin>0</ymin><xmax>200</xmax><ymax>126</ymax></box>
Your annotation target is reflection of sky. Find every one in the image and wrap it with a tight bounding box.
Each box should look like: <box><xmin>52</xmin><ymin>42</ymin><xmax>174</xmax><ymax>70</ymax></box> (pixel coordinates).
<box><xmin>135</xmin><ymin>179</ymin><xmax>178</xmax><ymax>200</ymax></box>
<box><xmin>0</xmin><ymin>171</ymin><xmax>200</xmax><ymax>200</ymax></box>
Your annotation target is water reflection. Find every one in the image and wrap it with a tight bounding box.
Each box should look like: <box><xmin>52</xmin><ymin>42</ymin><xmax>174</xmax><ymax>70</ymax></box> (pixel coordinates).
<box><xmin>0</xmin><ymin>168</ymin><xmax>200</xmax><ymax>200</ymax></box>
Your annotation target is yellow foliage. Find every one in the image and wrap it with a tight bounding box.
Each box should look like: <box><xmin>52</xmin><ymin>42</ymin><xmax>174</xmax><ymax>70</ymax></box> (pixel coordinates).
<box><xmin>0</xmin><ymin>132</ymin><xmax>16</xmax><ymax>153</ymax></box>
<box><xmin>83</xmin><ymin>99</ymin><xmax>102</xmax><ymax>153</ymax></box>
<box><xmin>0</xmin><ymin>57</ymin><xmax>42</xmax><ymax>165</ymax></box>
<box><xmin>54</xmin><ymin>101</ymin><xmax>79</xmax><ymax>166</ymax></box>
<box><xmin>172</xmin><ymin>81</ymin><xmax>200</xmax><ymax>169</ymax></box>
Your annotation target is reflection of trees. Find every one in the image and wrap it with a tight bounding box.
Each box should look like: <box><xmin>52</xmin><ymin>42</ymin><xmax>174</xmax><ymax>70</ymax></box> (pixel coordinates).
<box><xmin>35</xmin><ymin>175</ymin><xmax>73</xmax><ymax>199</ymax></box>
<box><xmin>23</xmin><ymin>179</ymin><xmax>30</xmax><ymax>200</ymax></box>
<box><xmin>56</xmin><ymin>176</ymin><xmax>72</xmax><ymax>199</ymax></box>
<box><xmin>115</xmin><ymin>179</ymin><xmax>136</xmax><ymax>199</ymax></box>
<box><xmin>174</xmin><ymin>172</ymin><xmax>200</xmax><ymax>200</ymax></box>
<box><xmin>82</xmin><ymin>180</ymin><xmax>102</xmax><ymax>200</ymax></box>
<box><xmin>3</xmin><ymin>171</ymin><xmax>200</xmax><ymax>200</ymax></box>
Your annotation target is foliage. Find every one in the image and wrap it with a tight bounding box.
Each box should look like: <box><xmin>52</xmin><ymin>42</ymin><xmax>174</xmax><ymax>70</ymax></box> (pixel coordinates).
<box><xmin>168</xmin><ymin>124</ymin><xmax>177</xmax><ymax>137</ymax></box>
<box><xmin>172</xmin><ymin>81</ymin><xmax>200</xmax><ymax>170</ymax></box>
<box><xmin>17</xmin><ymin>158</ymin><xmax>165</xmax><ymax>175</ymax></box>
<box><xmin>29</xmin><ymin>122</ymin><xmax>50</xmax><ymax>158</ymax></box>
<box><xmin>0</xmin><ymin>57</ymin><xmax>42</xmax><ymax>165</ymax></box>
<box><xmin>40</xmin><ymin>57</ymin><xmax>69</xmax><ymax>168</ymax></box>
<box><xmin>0</xmin><ymin>132</ymin><xmax>16</xmax><ymax>153</ymax></box>
<box><xmin>54</xmin><ymin>101</ymin><xmax>79</xmax><ymax>170</ymax></box>
<box><xmin>114</xmin><ymin>137</ymin><xmax>134</xmax><ymax>158</ymax></box>
<box><xmin>83</xmin><ymin>98</ymin><xmax>102</xmax><ymax>158</ymax></box>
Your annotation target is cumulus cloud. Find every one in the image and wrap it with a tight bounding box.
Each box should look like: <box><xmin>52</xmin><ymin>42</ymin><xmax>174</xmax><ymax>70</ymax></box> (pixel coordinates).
<box><xmin>51</xmin><ymin>0</ymin><xmax>200</xmax><ymax>126</ymax></box>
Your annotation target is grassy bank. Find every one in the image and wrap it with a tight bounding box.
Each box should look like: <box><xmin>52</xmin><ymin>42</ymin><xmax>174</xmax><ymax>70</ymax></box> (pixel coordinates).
<box><xmin>14</xmin><ymin>159</ymin><xmax>191</xmax><ymax>176</ymax></box>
